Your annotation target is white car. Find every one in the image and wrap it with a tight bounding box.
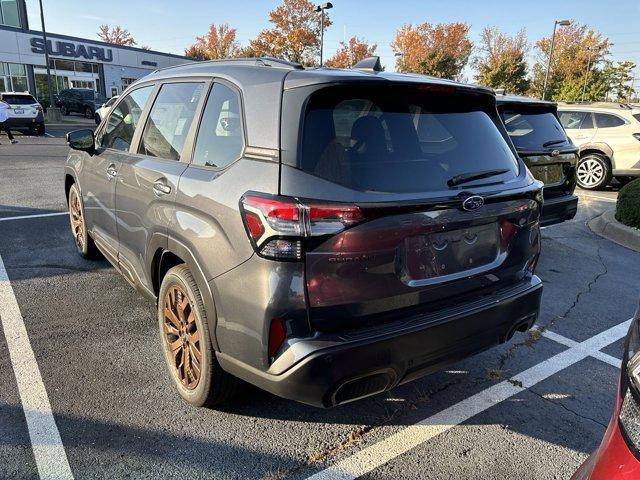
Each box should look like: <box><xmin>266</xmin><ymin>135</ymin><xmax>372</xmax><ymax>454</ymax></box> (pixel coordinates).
<box><xmin>94</xmin><ymin>95</ymin><xmax>119</xmax><ymax>125</ymax></box>
<box><xmin>558</xmin><ymin>103</ymin><xmax>640</xmax><ymax>189</ymax></box>
<box><xmin>0</xmin><ymin>91</ymin><xmax>45</xmax><ymax>135</ymax></box>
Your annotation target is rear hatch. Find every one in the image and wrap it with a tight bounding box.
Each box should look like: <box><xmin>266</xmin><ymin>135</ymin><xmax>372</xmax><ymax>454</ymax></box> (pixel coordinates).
<box><xmin>3</xmin><ymin>94</ymin><xmax>40</xmax><ymax>120</ymax></box>
<box><xmin>498</xmin><ymin>101</ymin><xmax>577</xmax><ymax>200</ymax></box>
<box><xmin>274</xmin><ymin>82</ymin><xmax>542</xmax><ymax>332</ymax></box>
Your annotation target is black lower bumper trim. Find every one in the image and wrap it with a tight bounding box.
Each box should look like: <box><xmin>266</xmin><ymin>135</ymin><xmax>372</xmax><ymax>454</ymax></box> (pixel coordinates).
<box><xmin>541</xmin><ymin>194</ymin><xmax>578</xmax><ymax>227</ymax></box>
<box><xmin>218</xmin><ymin>277</ymin><xmax>543</xmax><ymax>408</ymax></box>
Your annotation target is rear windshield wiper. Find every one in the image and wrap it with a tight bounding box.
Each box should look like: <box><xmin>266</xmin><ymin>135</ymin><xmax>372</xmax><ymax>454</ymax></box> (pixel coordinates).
<box><xmin>542</xmin><ymin>139</ymin><xmax>567</xmax><ymax>148</ymax></box>
<box><xmin>447</xmin><ymin>169</ymin><xmax>510</xmax><ymax>187</ymax></box>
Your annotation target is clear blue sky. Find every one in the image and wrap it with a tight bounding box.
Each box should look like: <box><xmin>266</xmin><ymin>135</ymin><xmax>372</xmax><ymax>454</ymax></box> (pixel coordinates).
<box><xmin>25</xmin><ymin>0</ymin><xmax>640</xmax><ymax>88</ymax></box>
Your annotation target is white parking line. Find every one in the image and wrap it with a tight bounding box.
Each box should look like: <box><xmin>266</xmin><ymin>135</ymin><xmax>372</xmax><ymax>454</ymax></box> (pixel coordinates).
<box><xmin>0</xmin><ymin>212</ymin><xmax>66</xmax><ymax>222</ymax></box>
<box><xmin>306</xmin><ymin>319</ymin><xmax>631</xmax><ymax>480</ymax></box>
<box><xmin>541</xmin><ymin>329</ymin><xmax>622</xmax><ymax>367</ymax></box>
<box><xmin>44</xmin><ymin>133</ymin><xmax>54</xmax><ymax>138</ymax></box>
<box><xmin>0</xmin><ymin>255</ymin><xmax>74</xmax><ymax>479</ymax></box>
<box><xmin>577</xmin><ymin>193</ymin><xmax>617</xmax><ymax>203</ymax></box>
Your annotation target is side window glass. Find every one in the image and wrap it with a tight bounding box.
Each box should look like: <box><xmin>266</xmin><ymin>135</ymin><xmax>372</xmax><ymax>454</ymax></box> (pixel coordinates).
<box><xmin>594</xmin><ymin>113</ymin><xmax>626</xmax><ymax>128</ymax></box>
<box><xmin>580</xmin><ymin>112</ymin><xmax>594</xmax><ymax>129</ymax></box>
<box><xmin>100</xmin><ymin>85</ymin><xmax>153</xmax><ymax>151</ymax></box>
<box><xmin>139</xmin><ymin>82</ymin><xmax>204</xmax><ymax>161</ymax></box>
<box><xmin>559</xmin><ymin>111</ymin><xmax>584</xmax><ymax>129</ymax></box>
<box><xmin>192</xmin><ymin>83</ymin><xmax>244</xmax><ymax>168</ymax></box>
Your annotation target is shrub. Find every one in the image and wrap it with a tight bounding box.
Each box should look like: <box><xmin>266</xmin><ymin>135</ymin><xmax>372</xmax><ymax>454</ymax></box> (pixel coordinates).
<box><xmin>615</xmin><ymin>179</ymin><xmax>640</xmax><ymax>229</ymax></box>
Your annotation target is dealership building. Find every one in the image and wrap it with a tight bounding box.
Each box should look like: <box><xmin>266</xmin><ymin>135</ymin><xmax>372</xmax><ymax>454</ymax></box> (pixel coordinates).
<box><xmin>0</xmin><ymin>0</ymin><xmax>193</xmax><ymax>104</ymax></box>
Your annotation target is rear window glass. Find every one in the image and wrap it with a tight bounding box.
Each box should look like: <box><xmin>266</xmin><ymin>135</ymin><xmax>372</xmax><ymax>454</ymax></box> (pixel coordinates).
<box><xmin>2</xmin><ymin>95</ymin><xmax>37</xmax><ymax>105</ymax></box>
<box><xmin>500</xmin><ymin>109</ymin><xmax>570</xmax><ymax>151</ymax></box>
<box><xmin>300</xmin><ymin>86</ymin><xmax>518</xmax><ymax>193</ymax></box>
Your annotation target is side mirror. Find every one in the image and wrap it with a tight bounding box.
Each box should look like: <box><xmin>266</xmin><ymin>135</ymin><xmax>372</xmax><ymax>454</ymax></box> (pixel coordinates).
<box><xmin>66</xmin><ymin>129</ymin><xmax>95</xmax><ymax>153</ymax></box>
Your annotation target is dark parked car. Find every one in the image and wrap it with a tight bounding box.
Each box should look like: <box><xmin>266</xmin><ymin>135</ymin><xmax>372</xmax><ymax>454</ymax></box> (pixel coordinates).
<box><xmin>64</xmin><ymin>57</ymin><xmax>543</xmax><ymax>408</ymax></box>
<box><xmin>572</xmin><ymin>302</ymin><xmax>640</xmax><ymax>480</ymax></box>
<box><xmin>56</xmin><ymin>88</ymin><xmax>107</xmax><ymax>119</ymax></box>
<box><xmin>497</xmin><ymin>94</ymin><xmax>578</xmax><ymax>226</ymax></box>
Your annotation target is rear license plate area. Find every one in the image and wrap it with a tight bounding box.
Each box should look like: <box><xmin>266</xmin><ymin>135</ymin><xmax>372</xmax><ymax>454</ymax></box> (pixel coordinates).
<box><xmin>13</xmin><ymin>109</ymin><xmax>24</xmax><ymax>114</ymax></box>
<box><xmin>530</xmin><ymin>164</ymin><xmax>563</xmax><ymax>185</ymax></box>
<box><xmin>399</xmin><ymin>223</ymin><xmax>500</xmax><ymax>284</ymax></box>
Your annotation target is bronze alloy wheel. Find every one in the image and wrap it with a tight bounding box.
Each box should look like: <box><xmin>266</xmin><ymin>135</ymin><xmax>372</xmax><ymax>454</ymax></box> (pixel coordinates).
<box><xmin>69</xmin><ymin>189</ymin><xmax>85</xmax><ymax>251</ymax></box>
<box><xmin>162</xmin><ymin>284</ymin><xmax>203</xmax><ymax>390</ymax></box>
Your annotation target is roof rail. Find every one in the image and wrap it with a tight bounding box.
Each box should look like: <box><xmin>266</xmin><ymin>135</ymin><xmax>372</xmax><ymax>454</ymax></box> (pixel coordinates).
<box><xmin>352</xmin><ymin>56</ymin><xmax>383</xmax><ymax>72</ymax></box>
<box><xmin>152</xmin><ymin>56</ymin><xmax>304</xmax><ymax>74</ymax></box>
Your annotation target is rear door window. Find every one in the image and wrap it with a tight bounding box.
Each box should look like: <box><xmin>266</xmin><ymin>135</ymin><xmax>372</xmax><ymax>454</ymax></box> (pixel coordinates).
<box><xmin>191</xmin><ymin>83</ymin><xmax>244</xmax><ymax>169</ymax></box>
<box><xmin>500</xmin><ymin>109</ymin><xmax>570</xmax><ymax>151</ymax></box>
<box><xmin>139</xmin><ymin>82</ymin><xmax>204</xmax><ymax>161</ymax></box>
<box><xmin>594</xmin><ymin>113</ymin><xmax>627</xmax><ymax>128</ymax></box>
<box><xmin>300</xmin><ymin>85</ymin><xmax>518</xmax><ymax>193</ymax></box>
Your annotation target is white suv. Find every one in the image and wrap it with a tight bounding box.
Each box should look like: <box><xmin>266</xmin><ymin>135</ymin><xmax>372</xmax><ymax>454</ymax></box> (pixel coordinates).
<box><xmin>0</xmin><ymin>92</ymin><xmax>45</xmax><ymax>135</ymax></box>
<box><xmin>558</xmin><ymin>103</ymin><xmax>640</xmax><ymax>189</ymax></box>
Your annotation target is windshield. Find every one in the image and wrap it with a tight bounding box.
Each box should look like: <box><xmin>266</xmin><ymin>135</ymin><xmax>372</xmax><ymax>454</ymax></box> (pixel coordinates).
<box><xmin>300</xmin><ymin>85</ymin><xmax>518</xmax><ymax>193</ymax></box>
<box><xmin>500</xmin><ymin>109</ymin><xmax>570</xmax><ymax>151</ymax></box>
<box><xmin>3</xmin><ymin>95</ymin><xmax>38</xmax><ymax>105</ymax></box>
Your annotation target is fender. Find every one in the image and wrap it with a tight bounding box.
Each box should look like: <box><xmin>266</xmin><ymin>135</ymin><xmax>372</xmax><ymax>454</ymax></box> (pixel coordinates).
<box><xmin>164</xmin><ymin>237</ymin><xmax>221</xmax><ymax>352</ymax></box>
<box><xmin>579</xmin><ymin>142</ymin><xmax>615</xmax><ymax>167</ymax></box>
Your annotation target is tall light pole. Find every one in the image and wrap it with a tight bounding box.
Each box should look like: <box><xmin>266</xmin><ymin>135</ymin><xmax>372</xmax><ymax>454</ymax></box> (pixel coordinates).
<box><xmin>38</xmin><ymin>0</ymin><xmax>60</xmax><ymax>120</ymax></box>
<box><xmin>314</xmin><ymin>2</ymin><xmax>333</xmax><ymax>66</ymax></box>
<box><xmin>542</xmin><ymin>19</ymin><xmax>571</xmax><ymax>101</ymax></box>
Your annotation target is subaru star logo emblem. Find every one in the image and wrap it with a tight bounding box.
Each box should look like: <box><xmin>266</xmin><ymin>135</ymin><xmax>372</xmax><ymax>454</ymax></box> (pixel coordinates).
<box><xmin>551</xmin><ymin>149</ymin><xmax>560</xmax><ymax>157</ymax></box>
<box><xmin>462</xmin><ymin>195</ymin><xmax>485</xmax><ymax>211</ymax></box>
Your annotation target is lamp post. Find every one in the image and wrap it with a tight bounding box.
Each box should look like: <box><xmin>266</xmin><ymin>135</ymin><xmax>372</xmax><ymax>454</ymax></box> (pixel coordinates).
<box><xmin>314</xmin><ymin>2</ymin><xmax>333</xmax><ymax>66</ymax></box>
<box><xmin>542</xmin><ymin>19</ymin><xmax>571</xmax><ymax>101</ymax></box>
<box><xmin>38</xmin><ymin>0</ymin><xmax>60</xmax><ymax>120</ymax></box>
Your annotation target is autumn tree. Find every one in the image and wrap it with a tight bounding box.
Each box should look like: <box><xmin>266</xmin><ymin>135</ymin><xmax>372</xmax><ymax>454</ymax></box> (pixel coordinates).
<box><xmin>391</xmin><ymin>22</ymin><xmax>472</xmax><ymax>79</ymax></box>
<box><xmin>529</xmin><ymin>22</ymin><xmax>611</xmax><ymax>101</ymax></box>
<box><xmin>474</xmin><ymin>27</ymin><xmax>529</xmax><ymax>94</ymax></box>
<box><xmin>184</xmin><ymin>23</ymin><xmax>240</xmax><ymax>60</ymax></box>
<box><xmin>247</xmin><ymin>0</ymin><xmax>331</xmax><ymax>65</ymax></box>
<box><xmin>97</xmin><ymin>25</ymin><xmax>136</xmax><ymax>46</ymax></box>
<box><xmin>325</xmin><ymin>36</ymin><xmax>377</xmax><ymax>68</ymax></box>
<box><xmin>605</xmin><ymin>61</ymin><xmax>636</xmax><ymax>101</ymax></box>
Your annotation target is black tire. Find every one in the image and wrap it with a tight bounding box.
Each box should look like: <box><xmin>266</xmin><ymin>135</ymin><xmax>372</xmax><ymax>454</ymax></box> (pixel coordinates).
<box><xmin>615</xmin><ymin>176</ymin><xmax>635</xmax><ymax>187</ymax></box>
<box><xmin>68</xmin><ymin>183</ymin><xmax>100</xmax><ymax>259</ymax></box>
<box><xmin>158</xmin><ymin>264</ymin><xmax>239</xmax><ymax>408</ymax></box>
<box><xmin>36</xmin><ymin>123</ymin><xmax>45</xmax><ymax>136</ymax></box>
<box><xmin>84</xmin><ymin>107</ymin><xmax>94</xmax><ymax>119</ymax></box>
<box><xmin>60</xmin><ymin>105</ymin><xmax>69</xmax><ymax>116</ymax></box>
<box><xmin>576</xmin><ymin>153</ymin><xmax>612</xmax><ymax>190</ymax></box>
<box><xmin>94</xmin><ymin>113</ymin><xmax>101</xmax><ymax>125</ymax></box>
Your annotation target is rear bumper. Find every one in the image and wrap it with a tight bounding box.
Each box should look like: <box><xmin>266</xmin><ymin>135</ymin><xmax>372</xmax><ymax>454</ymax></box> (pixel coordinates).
<box><xmin>6</xmin><ymin>115</ymin><xmax>44</xmax><ymax>127</ymax></box>
<box><xmin>541</xmin><ymin>194</ymin><xmax>578</xmax><ymax>227</ymax></box>
<box><xmin>217</xmin><ymin>276</ymin><xmax>543</xmax><ymax>407</ymax></box>
<box><xmin>571</xmin><ymin>406</ymin><xmax>640</xmax><ymax>479</ymax></box>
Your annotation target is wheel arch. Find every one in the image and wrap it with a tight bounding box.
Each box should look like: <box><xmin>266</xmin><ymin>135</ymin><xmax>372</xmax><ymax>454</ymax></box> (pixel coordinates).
<box><xmin>64</xmin><ymin>173</ymin><xmax>76</xmax><ymax>203</ymax></box>
<box><xmin>579</xmin><ymin>143</ymin><xmax>614</xmax><ymax>168</ymax></box>
<box><xmin>152</xmin><ymin>244</ymin><xmax>221</xmax><ymax>352</ymax></box>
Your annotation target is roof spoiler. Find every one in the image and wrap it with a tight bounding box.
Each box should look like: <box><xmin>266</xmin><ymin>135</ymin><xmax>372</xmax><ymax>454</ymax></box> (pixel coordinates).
<box><xmin>352</xmin><ymin>56</ymin><xmax>383</xmax><ymax>72</ymax></box>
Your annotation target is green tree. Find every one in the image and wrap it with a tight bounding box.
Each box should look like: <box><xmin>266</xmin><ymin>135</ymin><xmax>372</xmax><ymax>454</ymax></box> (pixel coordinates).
<box><xmin>529</xmin><ymin>22</ymin><xmax>610</xmax><ymax>101</ymax></box>
<box><xmin>474</xmin><ymin>27</ymin><xmax>529</xmax><ymax>94</ymax></box>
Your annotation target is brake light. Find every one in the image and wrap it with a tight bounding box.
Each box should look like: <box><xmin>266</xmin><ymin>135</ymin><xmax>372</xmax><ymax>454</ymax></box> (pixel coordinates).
<box><xmin>633</xmin><ymin>133</ymin><xmax>640</xmax><ymax>141</ymax></box>
<box><xmin>240</xmin><ymin>193</ymin><xmax>364</xmax><ymax>260</ymax></box>
<box><xmin>35</xmin><ymin>105</ymin><xmax>43</xmax><ymax>112</ymax></box>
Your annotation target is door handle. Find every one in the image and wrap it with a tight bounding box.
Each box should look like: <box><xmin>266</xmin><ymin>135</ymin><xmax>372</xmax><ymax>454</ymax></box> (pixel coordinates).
<box><xmin>153</xmin><ymin>180</ymin><xmax>171</xmax><ymax>196</ymax></box>
<box><xmin>106</xmin><ymin>165</ymin><xmax>117</xmax><ymax>179</ymax></box>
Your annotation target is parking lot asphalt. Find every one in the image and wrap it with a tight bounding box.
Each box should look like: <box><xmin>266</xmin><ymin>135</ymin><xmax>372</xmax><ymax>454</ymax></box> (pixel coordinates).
<box><xmin>0</xmin><ymin>132</ymin><xmax>638</xmax><ymax>480</ymax></box>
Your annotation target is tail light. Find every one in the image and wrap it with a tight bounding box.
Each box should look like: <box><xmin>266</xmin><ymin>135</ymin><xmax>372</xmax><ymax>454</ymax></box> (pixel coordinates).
<box><xmin>240</xmin><ymin>193</ymin><xmax>364</xmax><ymax>261</ymax></box>
<box><xmin>633</xmin><ymin>133</ymin><xmax>640</xmax><ymax>141</ymax></box>
<box><xmin>35</xmin><ymin>105</ymin><xmax>43</xmax><ymax>112</ymax></box>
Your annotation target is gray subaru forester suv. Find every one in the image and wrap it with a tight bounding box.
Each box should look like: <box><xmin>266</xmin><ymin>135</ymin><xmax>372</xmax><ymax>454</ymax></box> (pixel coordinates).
<box><xmin>65</xmin><ymin>57</ymin><xmax>543</xmax><ymax>408</ymax></box>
